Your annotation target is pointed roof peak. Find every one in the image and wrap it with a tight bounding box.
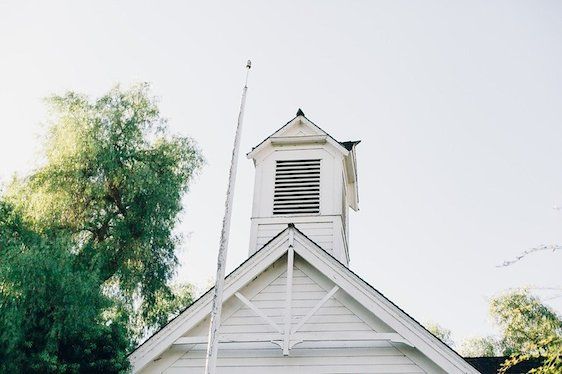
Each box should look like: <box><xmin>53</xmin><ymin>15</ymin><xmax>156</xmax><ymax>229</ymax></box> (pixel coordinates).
<box><xmin>296</xmin><ymin>108</ymin><xmax>305</xmax><ymax>117</ymax></box>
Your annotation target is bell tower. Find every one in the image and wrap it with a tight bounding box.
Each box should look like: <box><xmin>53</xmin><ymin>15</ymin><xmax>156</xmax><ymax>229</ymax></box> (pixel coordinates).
<box><xmin>247</xmin><ymin>109</ymin><xmax>359</xmax><ymax>265</ymax></box>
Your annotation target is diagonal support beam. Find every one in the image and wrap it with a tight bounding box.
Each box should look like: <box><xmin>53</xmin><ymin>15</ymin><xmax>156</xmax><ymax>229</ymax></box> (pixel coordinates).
<box><xmin>235</xmin><ymin>292</ymin><xmax>282</xmax><ymax>333</ymax></box>
<box><xmin>291</xmin><ymin>285</ymin><xmax>340</xmax><ymax>334</ymax></box>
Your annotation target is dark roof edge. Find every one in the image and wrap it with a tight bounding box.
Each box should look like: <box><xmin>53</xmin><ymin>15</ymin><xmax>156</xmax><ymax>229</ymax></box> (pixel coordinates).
<box><xmin>340</xmin><ymin>140</ymin><xmax>361</xmax><ymax>151</ymax></box>
<box><xmin>465</xmin><ymin>356</ymin><xmax>544</xmax><ymax>372</ymax></box>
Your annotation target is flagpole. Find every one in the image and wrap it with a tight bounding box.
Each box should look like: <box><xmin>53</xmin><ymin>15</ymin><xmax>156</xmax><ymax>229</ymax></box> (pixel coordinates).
<box><xmin>205</xmin><ymin>60</ymin><xmax>252</xmax><ymax>374</ymax></box>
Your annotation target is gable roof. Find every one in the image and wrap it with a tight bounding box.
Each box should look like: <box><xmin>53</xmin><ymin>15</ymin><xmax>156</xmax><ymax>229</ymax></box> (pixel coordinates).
<box><xmin>247</xmin><ymin>109</ymin><xmax>358</xmax><ymax>158</ymax></box>
<box><xmin>129</xmin><ymin>225</ymin><xmax>479</xmax><ymax>373</ymax></box>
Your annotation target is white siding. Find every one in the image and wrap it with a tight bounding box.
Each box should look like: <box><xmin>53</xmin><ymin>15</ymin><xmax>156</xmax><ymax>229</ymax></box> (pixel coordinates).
<box><xmin>148</xmin><ymin>258</ymin><xmax>428</xmax><ymax>374</ymax></box>
<box><xmin>168</xmin><ymin>344</ymin><xmax>425</xmax><ymax>373</ymax></box>
<box><xmin>222</xmin><ymin>267</ymin><xmax>370</xmax><ymax>335</ymax></box>
<box><xmin>256</xmin><ymin>221</ymin><xmax>334</xmax><ymax>254</ymax></box>
<box><xmin>247</xmin><ymin>119</ymin><xmax>352</xmax><ymax>265</ymax></box>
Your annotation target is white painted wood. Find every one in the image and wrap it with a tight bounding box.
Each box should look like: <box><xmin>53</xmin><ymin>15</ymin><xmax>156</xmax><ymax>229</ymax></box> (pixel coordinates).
<box><xmin>283</xmin><ymin>245</ymin><xmax>294</xmax><ymax>355</ymax></box>
<box><xmin>178</xmin><ymin>346</ymin><xmax>401</xmax><ymax>358</ymax></box>
<box><xmin>255</xmin><ymin>219</ymin><xmax>338</xmax><ymax>258</ymax></box>
<box><xmin>291</xmin><ymin>285</ymin><xmax>339</xmax><ymax>334</ymax></box>
<box><xmin>291</xmin><ymin>231</ymin><xmax>479</xmax><ymax>373</ymax></box>
<box><xmin>175</xmin><ymin>333</ymin><xmax>280</xmax><ymax>345</ymax></box>
<box><xmin>231</xmin><ymin>305</ymin><xmax>352</xmax><ymax>318</ymax></box>
<box><xmin>224</xmin><ymin>313</ymin><xmax>369</xmax><ymax>326</ymax></box>
<box><xmin>164</xmin><ymin>364</ymin><xmax>424</xmax><ymax>374</ymax></box>
<box><xmin>130</xmin><ymin>232</ymin><xmax>290</xmax><ymax>372</ymax></box>
<box><xmin>174</xmin><ymin>355</ymin><xmax>415</xmax><ymax>367</ymax></box>
<box><xmin>290</xmin><ymin>332</ymin><xmax>412</xmax><ymax>347</ymax></box>
<box><xmin>204</xmin><ymin>63</ymin><xmax>251</xmax><ymax>374</ymax></box>
<box><xmin>174</xmin><ymin>332</ymin><xmax>409</xmax><ymax>346</ymax></box>
<box><xmin>234</xmin><ymin>292</ymin><xmax>282</xmax><ymax>333</ymax></box>
<box><xmin>247</xmin><ymin>112</ymin><xmax>359</xmax><ymax>265</ymax></box>
<box><xmin>133</xmin><ymin>227</ymin><xmax>478</xmax><ymax>374</ymax></box>
<box><xmin>246</xmin><ymin>114</ymin><xmax>350</xmax><ymax>160</ymax></box>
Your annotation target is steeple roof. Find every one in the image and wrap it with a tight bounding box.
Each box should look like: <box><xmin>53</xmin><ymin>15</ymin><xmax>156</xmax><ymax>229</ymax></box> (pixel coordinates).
<box><xmin>248</xmin><ymin>109</ymin><xmax>359</xmax><ymax>157</ymax></box>
<box><xmin>247</xmin><ymin>109</ymin><xmax>360</xmax><ymax>211</ymax></box>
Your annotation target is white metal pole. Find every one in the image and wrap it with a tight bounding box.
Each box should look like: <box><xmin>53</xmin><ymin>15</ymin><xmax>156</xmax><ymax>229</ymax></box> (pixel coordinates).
<box><xmin>204</xmin><ymin>60</ymin><xmax>251</xmax><ymax>374</ymax></box>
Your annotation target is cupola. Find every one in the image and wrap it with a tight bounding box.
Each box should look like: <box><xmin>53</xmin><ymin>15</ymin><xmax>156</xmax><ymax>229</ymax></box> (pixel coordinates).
<box><xmin>247</xmin><ymin>109</ymin><xmax>359</xmax><ymax>265</ymax></box>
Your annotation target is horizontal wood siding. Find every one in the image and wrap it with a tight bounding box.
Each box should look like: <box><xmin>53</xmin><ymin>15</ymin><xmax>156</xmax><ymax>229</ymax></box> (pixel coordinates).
<box><xmin>256</xmin><ymin>222</ymin><xmax>334</xmax><ymax>253</ymax></box>
<box><xmin>162</xmin><ymin>264</ymin><xmax>426</xmax><ymax>374</ymax></box>
<box><xmin>167</xmin><ymin>343</ymin><xmax>424</xmax><ymax>373</ymax></box>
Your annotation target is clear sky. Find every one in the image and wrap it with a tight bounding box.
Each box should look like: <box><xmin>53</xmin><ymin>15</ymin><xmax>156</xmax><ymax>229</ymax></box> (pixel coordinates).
<box><xmin>1</xmin><ymin>1</ymin><xmax>561</xmax><ymax>344</ymax></box>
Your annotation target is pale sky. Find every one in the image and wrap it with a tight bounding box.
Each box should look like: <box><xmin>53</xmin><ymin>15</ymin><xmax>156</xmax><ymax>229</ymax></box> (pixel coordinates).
<box><xmin>1</xmin><ymin>1</ymin><xmax>561</xmax><ymax>344</ymax></box>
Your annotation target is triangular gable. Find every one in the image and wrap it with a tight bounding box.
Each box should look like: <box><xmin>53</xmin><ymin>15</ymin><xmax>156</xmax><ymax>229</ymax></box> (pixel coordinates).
<box><xmin>247</xmin><ymin>110</ymin><xmax>352</xmax><ymax>160</ymax></box>
<box><xmin>130</xmin><ymin>226</ymin><xmax>478</xmax><ymax>373</ymax></box>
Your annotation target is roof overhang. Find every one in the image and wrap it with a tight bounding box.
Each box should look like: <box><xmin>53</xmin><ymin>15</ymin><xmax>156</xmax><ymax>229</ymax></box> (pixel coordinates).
<box><xmin>247</xmin><ymin>115</ymin><xmax>350</xmax><ymax>160</ymax></box>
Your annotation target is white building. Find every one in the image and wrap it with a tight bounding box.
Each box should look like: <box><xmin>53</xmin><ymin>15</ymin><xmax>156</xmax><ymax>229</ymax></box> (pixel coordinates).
<box><xmin>129</xmin><ymin>110</ymin><xmax>480</xmax><ymax>373</ymax></box>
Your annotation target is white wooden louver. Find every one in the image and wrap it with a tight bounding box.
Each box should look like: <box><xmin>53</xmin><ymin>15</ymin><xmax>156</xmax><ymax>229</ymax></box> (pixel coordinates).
<box><xmin>273</xmin><ymin>159</ymin><xmax>320</xmax><ymax>215</ymax></box>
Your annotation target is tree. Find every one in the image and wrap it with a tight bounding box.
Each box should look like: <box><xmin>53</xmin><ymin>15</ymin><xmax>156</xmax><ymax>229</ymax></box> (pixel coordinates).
<box><xmin>1</xmin><ymin>83</ymin><xmax>203</xmax><ymax>370</ymax></box>
<box><xmin>492</xmin><ymin>290</ymin><xmax>562</xmax><ymax>373</ymax></box>
<box><xmin>495</xmin><ymin>213</ymin><xmax>562</xmax><ymax>372</ymax></box>
<box><xmin>501</xmin><ymin>336</ymin><xmax>561</xmax><ymax>374</ymax></box>
<box><xmin>4</xmin><ymin>83</ymin><xmax>203</xmax><ymax>337</ymax></box>
<box><xmin>490</xmin><ymin>290</ymin><xmax>561</xmax><ymax>357</ymax></box>
<box><xmin>129</xmin><ymin>282</ymin><xmax>195</xmax><ymax>343</ymax></box>
<box><xmin>0</xmin><ymin>202</ymin><xmax>130</xmax><ymax>373</ymax></box>
<box><xmin>457</xmin><ymin>289</ymin><xmax>562</xmax><ymax>373</ymax></box>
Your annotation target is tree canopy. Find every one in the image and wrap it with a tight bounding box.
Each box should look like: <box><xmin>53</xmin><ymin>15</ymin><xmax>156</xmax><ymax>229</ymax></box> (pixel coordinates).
<box><xmin>0</xmin><ymin>201</ymin><xmax>131</xmax><ymax>373</ymax></box>
<box><xmin>457</xmin><ymin>289</ymin><xmax>562</xmax><ymax>373</ymax></box>
<box><xmin>0</xmin><ymin>84</ymin><xmax>203</xmax><ymax>372</ymax></box>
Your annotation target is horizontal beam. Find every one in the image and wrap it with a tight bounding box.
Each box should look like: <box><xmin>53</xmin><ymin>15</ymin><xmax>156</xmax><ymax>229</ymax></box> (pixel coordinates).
<box><xmin>291</xmin><ymin>331</ymin><xmax>413</xmax><ymax>347</ymax></box>
<box><xmin>173</xmin><ymin>332</ymin><xmax>413</xmax><ymax>347</ymax></box>
<box><xmin>174</xmin><ymin>333</ymin><xmax>282</xmax><ymax>345</ymax></box>
<box><xmin>270</xmin><ymin>135</ymin><xmax>328</xmax><ymax>147</ymax></box>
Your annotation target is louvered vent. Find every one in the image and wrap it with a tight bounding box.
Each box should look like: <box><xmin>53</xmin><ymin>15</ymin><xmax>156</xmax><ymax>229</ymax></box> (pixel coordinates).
<box><xmin>273</xmin><ymin>159</ymin><xmax>320</xmax><ymax>215</ymax></box>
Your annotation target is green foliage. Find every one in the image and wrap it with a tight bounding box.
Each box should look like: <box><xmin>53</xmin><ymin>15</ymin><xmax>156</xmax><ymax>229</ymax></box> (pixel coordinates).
<box><xmin>491</xmin><ymin>290</ymin><xmax>562</xmax><ymax>373</ymax></box>
<box><xmin>456</xmin><ymin>289</ymin><xmax>562</xmax><ymax>372</ymax></box>
<box><xmin>129</xmin><ymin>283</ymin><xmax>195</xmax><ymax>343</ymax></box>
<box><xmin>5</xmin><ymin>83</ymin><xmax>203</xmax><ymax>333</ymax></box>
<box><xmin>500</xmin><ymin>336</ymin><xmax>561</xmax><ymax>374</ymax></box>
<box><xmin>0</xmin><ymin>202</ymin><xmax>130</xmax><ymax>373</ymax></box>
<box><xmin>1</xmin><ymin>84</ymin><xmax>202</xmax><ymax>369</ymax></box>
<box><xmin>490</xmin><ymin>289</ymin><xmax>562</xmax><ymax>357</ymax></box>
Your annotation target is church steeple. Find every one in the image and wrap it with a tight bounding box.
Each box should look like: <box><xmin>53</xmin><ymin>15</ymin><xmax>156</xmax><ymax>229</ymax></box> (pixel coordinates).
<box><xmin>247</xmin><ymin>110</ymin><xmax>359</xmax><ymax>265</ymax></box>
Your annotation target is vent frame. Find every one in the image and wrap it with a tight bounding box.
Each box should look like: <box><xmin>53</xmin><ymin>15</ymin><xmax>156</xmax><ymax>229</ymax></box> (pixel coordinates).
<box><xmin>273</xmin><ymin>159</ymin><xmax>321</xmax><ymax>215</ymax></box>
